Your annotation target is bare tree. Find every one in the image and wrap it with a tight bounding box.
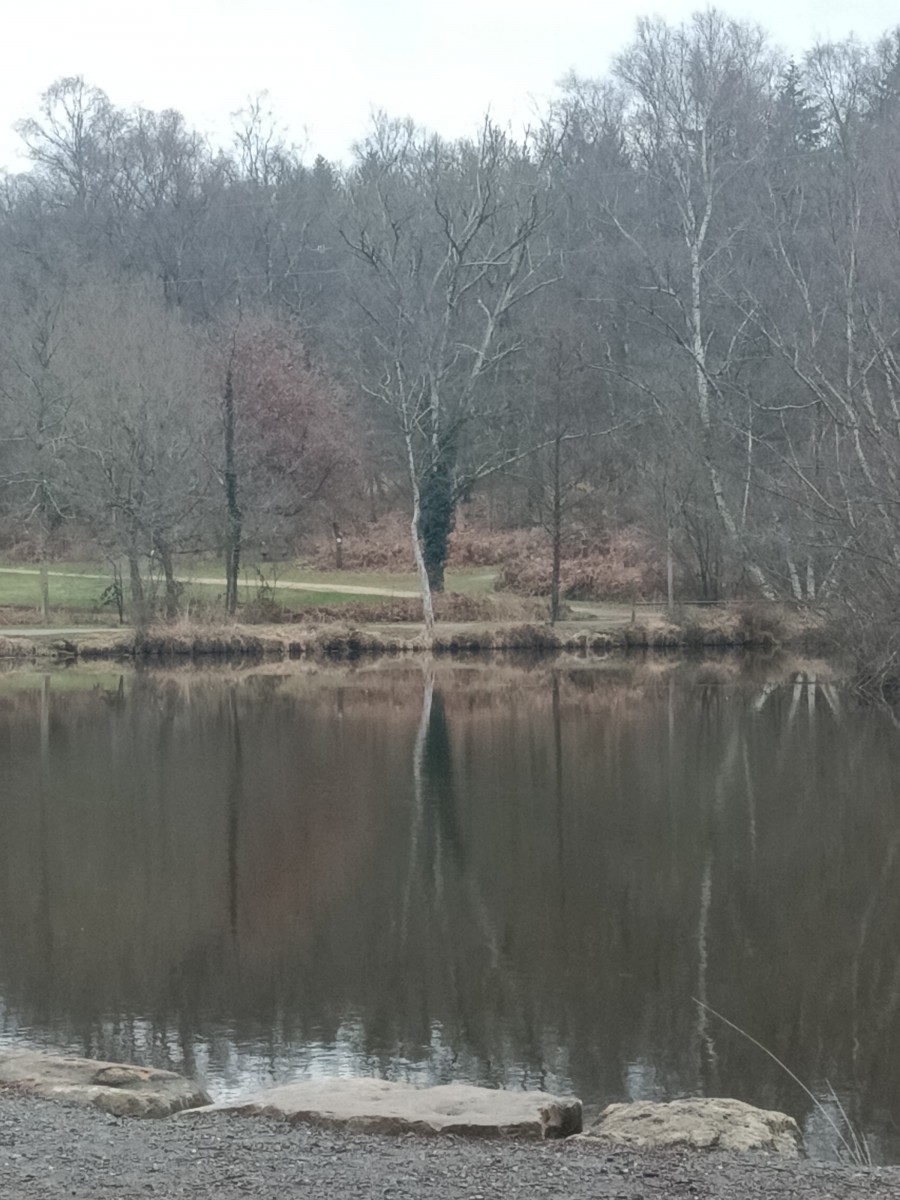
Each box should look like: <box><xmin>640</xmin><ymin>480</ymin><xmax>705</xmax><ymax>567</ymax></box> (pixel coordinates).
<box><xmin>59</xmin><ymin>275</ymin><xmax>214</xmax><ymax>622</ymax></box>
<box><xmin>16</xmin><ymin>77</ymin><xmax>126</xmax><ymax>218</ymax></box>
<box><xmin>0</xmin><ymin>262</ymin><xmax>75</xmax><ymax>619</ymax></box>
<box><xmin>340</xmin><ymin>117</ymin><xmax>552</xmax><ymax>628</ymax></box>
<box><xmin>612</xmin><ymin>12</ymin><xmax>778</xmax><ymax>596</ymax></box>
<box><xmin>213</xmin><ymin>312</ymin><xmax>363</xmax><ymax>614</ymax></box>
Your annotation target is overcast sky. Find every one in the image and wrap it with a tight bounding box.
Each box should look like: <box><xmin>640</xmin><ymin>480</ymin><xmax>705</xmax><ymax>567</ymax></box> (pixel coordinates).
<box><xmin>3</xmin><ymin>0</ymin><xmax>899</xmax><ymax>172</ymax></box>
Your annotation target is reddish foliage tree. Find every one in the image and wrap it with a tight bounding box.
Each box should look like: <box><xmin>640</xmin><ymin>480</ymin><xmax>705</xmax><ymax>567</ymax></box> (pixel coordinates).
<box><xmin>226</xmin><ymin>317</ymin><xmax>364</xmax><ymax>562</ymax></box>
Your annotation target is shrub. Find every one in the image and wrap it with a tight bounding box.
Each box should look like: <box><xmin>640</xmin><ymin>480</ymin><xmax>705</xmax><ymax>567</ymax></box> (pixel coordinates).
<box><xmin>233</xmin><ymin>591</ymin><xmax>548</xmax><ymax>626</ymax></box>
<box><xmin>302</xmin><ymin>515</ymin><xmax>666</xmax><ymax>600</ymax></box>
<box><xmin>733</xmin><ymin>601</ymin><xmax>787</xmax><ymax>648</ymax></box>
<box><xmin>304</xmin><ymin>514</ymin><xmax>415</xmax><ymax>572</ymax></box>
<box><xmin>493</xmin><ymin>526</ymin><xmax>664</xmax><ymax>601</ymax></box>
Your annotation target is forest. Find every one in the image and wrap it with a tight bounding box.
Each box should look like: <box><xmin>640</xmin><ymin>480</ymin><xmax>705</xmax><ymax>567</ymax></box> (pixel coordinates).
<box><xmin>2</xmin><ymin>10</ymin><xmax>900</xmax><ymax>666</ymax></box>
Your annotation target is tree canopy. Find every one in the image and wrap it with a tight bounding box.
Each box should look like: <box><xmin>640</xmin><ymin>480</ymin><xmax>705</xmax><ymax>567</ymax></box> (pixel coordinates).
<box><xmin>3</xmin><ymin>13</ymin><xmax>900</xmax><ymax>651</ymax></box>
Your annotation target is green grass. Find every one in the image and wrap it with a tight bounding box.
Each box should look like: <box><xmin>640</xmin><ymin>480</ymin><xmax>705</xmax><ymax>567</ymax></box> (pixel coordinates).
<box><xmin>0</xmin><ymin>569</ymin><xmax>368</xmax><ymax>614</ymax></box>
<box><xmin>0</xmin><ymin>566</ymin><xmax>113</xmax><ymax>611</ymax></box>
<box><xmin>0</xmin><ymin>559</ymin><xmax>497</xmax><ymax>619</ymax></box>
<box><xmin>181</xmin><ymin>561</ymin><xmax>497</xmax><ymax>595</ymax></box>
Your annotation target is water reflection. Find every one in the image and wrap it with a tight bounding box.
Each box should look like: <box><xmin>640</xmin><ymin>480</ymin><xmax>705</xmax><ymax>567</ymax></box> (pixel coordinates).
<box><xmin>0</xmin><ymin>656</ymin><xmax>899</xmax><ymax>1159</ymax></box>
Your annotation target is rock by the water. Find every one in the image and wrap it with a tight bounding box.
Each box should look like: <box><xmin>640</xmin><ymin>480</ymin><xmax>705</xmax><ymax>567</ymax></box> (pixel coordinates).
<box><xmin>185</xmin><ymin>1077</ymin><xmax>582</xmax><ymax>1140</ymax></box>
<box><xmin>580</xmin><ymin>1097</ymin><xmax>802</xmax><ymax>1156</ymax></box>
<box><xmin>0</xmin><ymin>1050</ymin><xmax>209</xmax><ymax>1118</ymax></box>
<box><xmin>91</xmin><ymin>1066</ymin><xmax>147</xmax><ymax>1088</ymax></box>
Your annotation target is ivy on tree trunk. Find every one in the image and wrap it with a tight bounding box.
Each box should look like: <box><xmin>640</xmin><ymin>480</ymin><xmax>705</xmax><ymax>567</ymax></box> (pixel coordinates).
<box><xmin>419</xmin><ymin>455</ymin><xmax>455</xmax><ymax>593</ymax></box>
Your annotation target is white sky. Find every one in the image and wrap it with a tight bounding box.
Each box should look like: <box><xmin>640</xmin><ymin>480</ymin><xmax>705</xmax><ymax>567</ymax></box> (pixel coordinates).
<box><xmin>3</xmin><ymin>0</ymin><xmax>899</xmax><ymax>172</ymax></box>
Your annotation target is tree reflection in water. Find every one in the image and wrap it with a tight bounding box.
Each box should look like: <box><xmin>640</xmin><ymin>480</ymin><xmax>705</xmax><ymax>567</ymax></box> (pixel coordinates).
<box><xmin>0</xmin><ymin>658</ymin><xmax>897</xmax><ymax>1160</ymax></box>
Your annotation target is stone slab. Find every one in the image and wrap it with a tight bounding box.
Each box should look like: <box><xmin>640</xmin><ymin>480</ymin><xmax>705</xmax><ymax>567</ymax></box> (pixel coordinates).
<box><xmin>185</xmin><ymin>1077</ymin><xmax>582</xmax><ymax>1139</ymax></box>
<box><xmin>579</xmin><ymin>1097</ymin><xmax>802</xmax><ymax>1156</ymax></box>
<box><xmin>0</xmin><ymin>1049</ymin><xmax>210</xmax><ymax>1118</ymax></box>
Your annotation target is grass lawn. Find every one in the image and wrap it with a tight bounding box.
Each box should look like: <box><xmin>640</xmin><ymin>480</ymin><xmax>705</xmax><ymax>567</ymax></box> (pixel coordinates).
<box><xmin>0</xmin><ymin>559</ymin><xmax>497</xmax><ymax>619</ymax></box>
<box><xmin>178</xmin><ymin>561</ymin><xmax>497</xmax><ymax>595</ymax></box>
<box><xmin>0</xmin><ymin>566</ymin><xmax>113</xmax><ymax>611</ymax></box>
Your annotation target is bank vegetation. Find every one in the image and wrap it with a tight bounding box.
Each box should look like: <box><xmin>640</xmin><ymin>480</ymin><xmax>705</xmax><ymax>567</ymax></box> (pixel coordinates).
<box><xmin>1</xmin><ymin>11</ymin><xmax>899</xmax><ymax>685</ymax></box>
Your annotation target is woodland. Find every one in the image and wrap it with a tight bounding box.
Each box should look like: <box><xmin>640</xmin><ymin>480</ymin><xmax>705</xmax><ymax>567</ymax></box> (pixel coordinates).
<box><xmin>2</xmin><ymin>11</ymin><xmax>900</xmax><ymax>668</ymax></box>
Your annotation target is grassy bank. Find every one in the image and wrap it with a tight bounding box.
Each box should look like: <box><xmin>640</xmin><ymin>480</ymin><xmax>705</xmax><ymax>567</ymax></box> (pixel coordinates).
<box><xmin>0</xmin><ymin>601</ymin><xmax>821</xmax><ymax>663</ymax></box>
<box><xmin>0</xmin><ymin>557</ymin><xmax>825</xmax><ymax>662</ymax></box>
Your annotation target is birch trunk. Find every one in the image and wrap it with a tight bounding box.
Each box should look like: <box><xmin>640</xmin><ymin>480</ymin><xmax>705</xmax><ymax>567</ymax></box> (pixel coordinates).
<box><xmin>405</xmin><ymin>427</ymin><xmax>435</xmax><ymax>637</ymax></box>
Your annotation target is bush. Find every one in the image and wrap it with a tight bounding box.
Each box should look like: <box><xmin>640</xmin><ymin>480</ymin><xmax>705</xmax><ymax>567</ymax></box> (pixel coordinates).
<box><xmin>448</xmin><ymin>525</ymin><xmax>544</xmax><ymax>567</ymax></box>
<box><xmin>304</xmin><ymin>514</ymin><xmax>415</xmax><ymax>572</ymax></box>
<box><xmin>274</xmin><ymin>592</ymin><xmax>547</xmax><ymax>626</ymax></box>
<box><xmin>733</xmin><ymin>601</ymin><xmax>788</xmax><ymax>648</ymax></box>
<box><xmin>302</xmin><ymin>516</ymin><xmax>665</xmax><ymax>600</ymax></box>
<box><xmin>495</xmin><ymin>527</ymin><xmax>664</xmax><ymax>601</ymax></box>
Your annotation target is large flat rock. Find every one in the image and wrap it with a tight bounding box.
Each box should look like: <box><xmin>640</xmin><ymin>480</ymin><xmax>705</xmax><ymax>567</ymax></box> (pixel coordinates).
<box><xmin>580</xmin><ymin>1097</ymin><xmax>802</xmax><ymax>1156</ymax></box>
<box><xmin>185</xmin><ymin>1077</ymin><xmax>583</xmax><ymax>1139</ymax></box>
<box><xmin>0</xmin><ymin>1049</ymin><xmax>210</xmax><ymax>1118</ymax></box>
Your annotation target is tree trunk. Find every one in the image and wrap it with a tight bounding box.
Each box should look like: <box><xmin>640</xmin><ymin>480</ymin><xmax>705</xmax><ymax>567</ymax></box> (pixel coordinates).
<box><xmin>688</xmin><ymin>238</ymin><xmax>775</xmax><ymax>599</ymax></box>
<box><xmin>550</xmin><ymin>432</ymin><xmax>562</xmax><ymax>624</ymax></box>
<box><xmin>127</xmin><ymin>548</ymin><xmax>147</xmax><ymax>629</ymax></box>
<box><xmin>223</xmin><ymin>362</ymin><xmax>242</xmax><ymax>616</ymax></box>
<box><xmin>332</xmin><ymin>521</ymin><xmax>343</xmax><ymax>570</ymax></box>
<box><xmin>110</xmin><ymin>561</ymin><xmax>125</xmax><ymax>625</ymax></box>
<box><xmin>425</xmin><ymin>555</ymin><xmax>445</xmax><ymax>593</ymax></box>
<box><xmin>155</xmin><ymin>539</ymin><xmax>180</xmax><ymax>621</ymax></box>
<box><xmin>420</xmin><ymin>456</ymin><xmax>454</xmax><ymax>594</ymax></box>
<box><xmin>787</xmin><ymin>555</ymin><xmax>802</xmax><ymax>602</ymax></box>
<box><xmin>405</xmin><ymin>429</ymin><xmax>434</xmax><ymax>636</ymax></box>
<box><xmin>39</xmin><ymin>555</ymin><xmax>50</xmax><ymax>626</ymax></box>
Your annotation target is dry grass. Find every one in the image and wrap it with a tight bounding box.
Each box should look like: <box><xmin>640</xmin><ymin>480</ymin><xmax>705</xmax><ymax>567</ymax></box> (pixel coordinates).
<box><xmin>0</xmin><ymin>636</ymin><xmax>36</xmax><ymax>660</ymax></box>
<box><xmin>303</xmin><ymin>516</ymin><xmax>666</xmax><ymax>602</ymax></box>
<box><xmin>622</xmin><ymin>602</ymin><xmax>815</xmax><ymax>648</ymax></box>
<box><xmin>41</xmin><ymin>619</ymin><xmax>608</xmax><ymax>660</ymax></box>
<box><xmin>225</xmin><ymin>590</ymin><xmax>551</xmax><ymax>627</ymax></box>
<box><xmin>491</xmin><ymin>526</ymin><xmax>665</xmax><ymax>601</ymax></box>
<box><xmin>282</xmin><ymin>592</ymin><xmax>549</xmax><ymax>625</ymax></box>
<box><xmin>1</xmin><ymin>597</ymin><xmax>816</xmax><ymax>663</ymax></box>
<box><xmin>304</xmin><ymin>514</ymin><xmax>416</xmax><ymax>572</ymax></box>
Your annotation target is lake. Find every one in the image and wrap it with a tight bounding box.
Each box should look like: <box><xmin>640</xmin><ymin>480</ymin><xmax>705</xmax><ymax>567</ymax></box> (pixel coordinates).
<box><xmin>1</xmin><ymin>653</ymin><xmax>898</xmax><ymax>1160</ymax></box>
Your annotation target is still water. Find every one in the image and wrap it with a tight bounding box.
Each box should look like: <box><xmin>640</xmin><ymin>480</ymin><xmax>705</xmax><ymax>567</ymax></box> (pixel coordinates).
<box><xmin>1</xmin><ymin>655</ymin><xmax>899</xmax><ymax>1159</ymax></box>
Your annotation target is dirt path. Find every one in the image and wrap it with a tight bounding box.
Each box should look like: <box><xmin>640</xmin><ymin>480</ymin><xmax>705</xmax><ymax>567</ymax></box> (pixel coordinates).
<box><xmin>187</xmin><ymin>575</ymin><xmax>420</xmax><ymax>597</ymax></box>
<box><xmin>0</xmin><ymin>1092</ymin><xmax>896</xmax><ymax>1200</ymax></box>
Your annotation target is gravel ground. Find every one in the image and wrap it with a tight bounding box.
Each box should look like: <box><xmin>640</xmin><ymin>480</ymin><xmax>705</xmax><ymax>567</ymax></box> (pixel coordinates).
<box><xmin>1</xmin><ymin>1092</ymin><xmax>899</xmax><ymax>1200</ymax></box>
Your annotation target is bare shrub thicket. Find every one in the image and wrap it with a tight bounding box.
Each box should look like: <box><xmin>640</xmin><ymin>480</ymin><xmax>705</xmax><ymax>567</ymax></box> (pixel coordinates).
<box><xmin>304</xmin><ymin>520</ymin><xmax>664</xmax><ymax>604</ymax></box>
<box><xmin>303</xmin><ymin>515</ymin><xmax>415</xmax><ymax>573</ymax></box>
<box><xmin>493</xmin><ymin>527</ymin><xmax>665</xmax><ymax>600</ymax></box>
<box><xmin>259</xmin><ymin>592</ymin><xmax>548</xmax><ymax>626</ymax></box>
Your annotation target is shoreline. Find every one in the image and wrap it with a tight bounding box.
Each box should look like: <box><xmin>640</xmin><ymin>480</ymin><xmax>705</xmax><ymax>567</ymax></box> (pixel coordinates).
<box><xmin>0</xmin><ymin>607</ymin><xmax>822</xmax><ymax>663</ymax></box>
<box><xmin>1</xmin><ymin>1088</ymin><xmax>899</xmax><ymax>1199</ymax></box>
